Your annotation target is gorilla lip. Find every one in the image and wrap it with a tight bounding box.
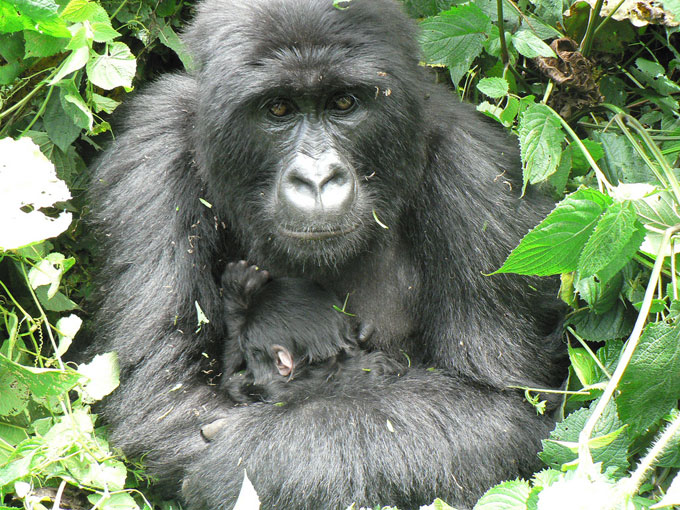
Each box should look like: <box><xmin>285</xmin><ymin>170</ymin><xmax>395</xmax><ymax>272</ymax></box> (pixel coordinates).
<box><xmin>279</xmin><ymin>225</ymin><xmax>358</xmax><ymax>240</ymax></box>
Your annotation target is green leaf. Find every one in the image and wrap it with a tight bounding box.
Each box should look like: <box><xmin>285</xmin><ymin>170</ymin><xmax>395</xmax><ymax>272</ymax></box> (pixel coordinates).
<box><xmin>86</xmin><ymin>41</ymin><xmax>136</xmax><ymax>90</ymax></box>
<box><xmin>495</xmin><ymin>189</ymin><xmax>611</xmax><ymax>276</ymax></box>
<box><xmin>13</xmin><ymin>0</ymin><xmax>58</xmax><ymax>20</ymax></box>
<box><xmin>157</xmin><ymin>21</ymin><xmax>194</xmax><ymax>71</ymax></box>
<box><xmin>568</xmin><ymin>139</ymin><xmax>604</xmax><ymax>176</ymax></box>
<box><xmin>568</xmin><ymin>345</ymin><xmax>599</xmax><ymax>387</ymax></box>
<box><xmin>575</xmin><ymin>272</ymin><xmax>624</xmax><ymax>314</ymax></box>
<box><xmin>88</xmin><ymin>492</ymin><xmax>140</xmax><ymax>510</ymax></box>
<box><xmin>0</xmin><ymin>352</ymin><xmax>81</xmax><ymax>398</ymax></box>
<box><xmin>49</xmin><ymin>45</ymin><xmax>90</xmax><ymax>84</ymax></box>
<box><xmin>23</xmin><ymin>31</ymin><xmax>68</xmax><ymax>58</ymax></box>
<box><xmin>512</xmin><ymin>30</ymin><xmax>556</xmax><ymax>58</ymax></box>
<box><xmin>518</xmin><ymin>103</ymin><xmax>564</xmax><ymax>191</ymax></box>
<box><xmin>476</xmin><ymin>77</ymin><xmax>509</xmax><ymax>98</ymax></box>
<box><xmin>419</xmin><ymin>4</ymin><xmax>491</xmax><ymax>86</ymax></box>
<box><xmin>35</xmin><ymin>286</ymin><xmax>78</xmax><ymax>311</ymax></box>
<box><xmin>577</xmin><ymin>201</ymin><xmax>646</xmax><ymax>284</ymax></box>
<box><xmin>60</xmin><ymin>0</ymin><xmax>108</xmax><ymax>22</ymax></box>
<box><xmin>540</xmin><ymin>399</ymin><xmax>629</xmax><ymax>474</ymax></box>
<box><xmin>592</xmin><ymin>132</ymin><xmax>654</xmax><ymax>185</ymax></box>
<box><xmin>89</xmin><ymin>91</ymin><xmax>121</xmax><ymax>114</ymax></box>
<box><xmin>44</xmin><ymin>89</ymin><xmax>81</xmax><ymax>151</ymax></box>
<box><xmin>567</xmin><ymin>301</ymin><xmax>633</xmax><ymax>342</ymax></box>
<box><xmin>617</xmin><ymin>321</ymin><xmax>680</xmax><ymax>436</ymax></box>
<box><xmin>91</xmin><ymin>20</ymin><xmax>121</xmax><ymax>43</ymax></box>
<box><xmin>59</xmin><ymin>79</ymin><xmax>94</xmax><ymax>130</ymax></box>
<box><xmin>474</xmin><ymin>480</ymin><xmax>531</xmax><ymax>510</ymax></box>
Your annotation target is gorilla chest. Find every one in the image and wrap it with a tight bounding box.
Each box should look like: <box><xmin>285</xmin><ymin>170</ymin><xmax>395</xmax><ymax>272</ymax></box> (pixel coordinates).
<box><xmin>325</xmin><ymin>247</ymin><xmax>420</xmax><ymax>354</ymax></box>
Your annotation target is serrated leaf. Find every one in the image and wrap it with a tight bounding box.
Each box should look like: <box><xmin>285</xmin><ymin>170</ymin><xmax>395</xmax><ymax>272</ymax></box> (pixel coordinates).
<box><xmin>518</xmin><ymin>103</ymin><xmax>564</xmax><ymax>191</ymax></box>
<box><xmin>575</xmin><ymin>272</ymin><xmax>623</xmax><ymax>314</ymax></box>
<box><xmin>495</xmin><ymin>189</ymin><xmax>611</xmax><ymax>276</ymax></box>
<box><xmin>540</xmin><ymin>399</ymin><xmax>629</xmax><ymax>474</ymax></box>
<box><xmin>60</xmin><ymin>0</ymin><xmax>108</xmax><ymax>22</ymax></box>
<box><xmin>88</xmin><ymin>492</ymin><xmax>140</xmax><ymax>510</ymax></box>
<box><xmin>23</xmin><ymin>31</ymin><xmax>68</xmax><ymax>58</ymax></box>
<box><xmin>578</xmin><ymin>201</ymin><xmax>646</xmax><ymax>284</ymax></box>
<box><xmin>419</xmin><ymin>4</ymin><xmax>491</xmax><ymax>86</ymax></box>
<box><xmin>617</xmin><ymin>321</ymin><xmax>680</xmax><ymax>436</ymax></box>
<box><xmin>86</xmin><ymin>42</ymin><xmax>136</xmax><ymax>90</ymax></box>
<box><xmin>512</xmin><ymin>30</ymin><xmax>556</xmax><ymax>58</ymax></box>
<box><xmin>474</xmin><ymin>480</ymin><xmax>531</xmax><ymax>510</ymax></box>
<box><xmin>477</xmin><ymin>77</ymin><xmax>509</xmax><ymax>98</ymax></box>
<box><xmin>0</xmin><ymin>352</ymin><xmax>81</xmax><ymax>398</ymax></box>
<box><xmin>13</xmin><ymin>0</ymin><xmax>58</xmax><ymax>20</ymax></box>
<box><xmin>567</xmin><ymin>301</ymin><xmax>633</xmax><ymax>342</ymax></box>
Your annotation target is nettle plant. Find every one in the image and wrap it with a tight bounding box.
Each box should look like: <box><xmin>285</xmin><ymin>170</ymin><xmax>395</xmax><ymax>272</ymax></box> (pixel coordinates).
<box><xmin>406</xmin><ymin>0</ymin><xmax>680</xmax><ymax>508</ymax></box>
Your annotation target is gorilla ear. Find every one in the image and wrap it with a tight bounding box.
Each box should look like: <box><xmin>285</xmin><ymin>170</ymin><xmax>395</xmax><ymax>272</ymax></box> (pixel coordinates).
<box><xmin>272</xmin><ymin>345</ymin><xmax>294</xmax><ymax>377</ymax></box>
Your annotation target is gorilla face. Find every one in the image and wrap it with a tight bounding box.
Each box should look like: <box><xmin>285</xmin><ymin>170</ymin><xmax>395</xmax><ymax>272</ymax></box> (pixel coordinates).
<box><xmin>187</xmin><ymin>0</ymin><xmax>428</xmax><ymax>267</ymax></box>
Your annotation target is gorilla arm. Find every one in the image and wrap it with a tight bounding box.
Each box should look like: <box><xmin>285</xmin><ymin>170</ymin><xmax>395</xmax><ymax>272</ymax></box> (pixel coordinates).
<box><xmin>181</xmin><ymin>371</ymin><xmax>552</xmax><ymax>510</ymax></box>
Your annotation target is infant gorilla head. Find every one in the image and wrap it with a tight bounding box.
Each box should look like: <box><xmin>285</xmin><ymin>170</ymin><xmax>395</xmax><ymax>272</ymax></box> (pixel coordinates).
<box><xmin>220</xmin><ymin>261</ymin><xmax>402</xmax><ymax>404</ymax></box>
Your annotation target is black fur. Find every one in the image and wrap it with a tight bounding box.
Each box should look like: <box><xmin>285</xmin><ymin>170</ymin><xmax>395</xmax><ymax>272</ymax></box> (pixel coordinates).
<box><xmin>88</xmin><ymin>0</ymin><xmax>565</xmax><ymax>508</ymax></box>
<box><xmin>219</xmin><ymin>261</ymin><xmax>402</xmax><ymax>404</ymax></box>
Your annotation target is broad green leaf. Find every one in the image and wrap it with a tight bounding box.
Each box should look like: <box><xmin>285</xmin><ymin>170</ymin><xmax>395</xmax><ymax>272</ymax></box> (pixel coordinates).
<box><xmin>577</xmin><ymin>201</ymin><xmax>646</xmax><ymax>284</ymax></box>
<box><xmin>35</xmin><ymin>286</ymin><xmax>78</xmax><ymax>311</ymax></box>
<box><xmin>633</xmin><ymin>58</ymin><xmax>680</xmax><ymax>96</ymax></box>
<box><xmin>419</xmin><ymin>4</ymin><xmax>491</xmax><ymax>86</ymax></box>
<box><xmin>568</xmin><ymin>139</ymin><xmax>604</xmax><ymax>176</ymax></box>
<box><xmin>495</xmin><ymin>189</ymin><xmax>611</xmax><ymax>276</ymax></box>
<box><xmin>512</xmin><ymin>30</ymin><xmax>556</xmax><ymax>58</ymax></box>
<box><xmin>0</xmin><ymin>2</ymin><xmax>34</xmax><ymax>33</ymax></box>
<box><xmin>530</xmin><ymin>0</ymin><xmax>562</xmax><ymax>24</ymax></box>
<box><xmin>617</xmin><ymin>321</ymin><xmax>680</xmax><ymax>436</ymax></box>
<box><xmin>59</xmin><ymin>80</ymin><xmax>94</xmax><ymax>130</ymax></box>
<box><xmin>567</xmin><ymin>301</ymin><xmax>633</xmax><ymax>342</ymax></box>
<box><xmin>592</xmin><ymin>132</ymin><xmax>654</xmax><ymax>185</ymax></box>
<box><xmin>60</xmin><ymin>0</ymin><xmax>108</xmax><ymax>22</ymax></box>
<box><xmin>476</xmin><ymin>77</ymin><xmax>509</xmax><ymax>98</ymax></box>
<box><xmin>44</xmin><ymin>89</ymin><xmax>81</xmax><ymax>151</ymax></box>
<box><xmin>575</xmin><ymin>272</ymin><xmax>623</xmax><ymax>314</ymax></box>
<box><xmin>86</xmin><ymin>42</ymin><xmax>136</xmax><ymax>90</ymax></box>
<box><xmin>83</xmin><ymin>459</ymin><xmax>127</xmax><ymax>491</ymax></box>
<box><xmin>157</xmin><ymin>21</ymin><xmax>194</xmax><ymax>71</ymax></box>
<box><xmin>0</xmin><ymin>369</ymin><xmax>30</xmax><ymax>415</ymax></box>
<box><xmin>568</xmin><ymin>345</ymin><xmax>599</xmax><ymax>387</ymax></box>
<box><xmin>474</xmin><ymin>480</ymin><xmax>530</xmax><ymax>510</ymax></box>
<box><xmin>92</xmin><ymin>21</ymin><xmax>121</xmax><ymax>43</ymax></box>
<box><xmin>540</xmin><ymin>399</ymin><xmax>629</xmax><ymax>474</ymax></box>
<box><xmin>49</xmin><ymin>45</ymin><xmax>90</xmax><ymax>84</ymax></box>
<box><xmin>13</xmin><ymin>0</ymin><xmax>58</xmax><ymax>20</ymax></box>
<box><xmin>89</xmin><ymin>92</ymin><xmax>121</xmax><ymax>114</ymax></box>
<box><xmin>661</xmin><ymin>0</ymin><xmax>680</xmax><ymax>19</ymax></box>
<box><xmin>23</xmin><ymin>31</ymin><xmax>68</xmax><ymax>58</ymax></box>
<box><xmin>88</xmin><ymin>491</ymin><xmax>140</xmax><ymax>510</ymax></box>
<box><xmin>0</xmin><ymin>352</ymin><xmax>81</xmax><ymax>398</ymax></box>
<box><xmin>28</xmin><ymin>252</ymin><xmax>73</xmax><ymax>298</ymax></box>
<box><xmin>518</xmin><ymin>103</ymin><xmax>564</xmax><ymax>191</ymax></box>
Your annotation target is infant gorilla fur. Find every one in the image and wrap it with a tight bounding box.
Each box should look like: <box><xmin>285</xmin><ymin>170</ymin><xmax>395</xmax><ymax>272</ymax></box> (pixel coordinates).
<box><xmin>218</xmin><ymin>261</ymin><xmax>403</xmax><ymax>406</ymax></box>
<box><xmin>88</xmin><ymin>0</ymin><xmax>566</xmax><ymax>508</ymax></box>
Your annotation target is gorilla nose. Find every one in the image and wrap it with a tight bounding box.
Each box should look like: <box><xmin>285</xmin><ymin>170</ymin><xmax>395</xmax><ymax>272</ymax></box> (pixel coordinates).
<box><xmin>279</xmin><ymin>152</ymin><xmax>356</xmax><ymax>217</ymax></box>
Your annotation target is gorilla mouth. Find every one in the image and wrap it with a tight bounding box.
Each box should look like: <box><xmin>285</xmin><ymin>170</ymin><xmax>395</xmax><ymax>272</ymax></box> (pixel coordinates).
<box><xmin>279</xmin><ymin>225</ymin><xmax>359</xmax><ymax>240</ymax></box>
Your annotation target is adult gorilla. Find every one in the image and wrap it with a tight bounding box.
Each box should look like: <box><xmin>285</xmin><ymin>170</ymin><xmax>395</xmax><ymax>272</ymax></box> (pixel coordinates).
<box><xmin>89</xmin><ymin>0</ymin><xmax>565</xmax><ymax>508</ymax></box>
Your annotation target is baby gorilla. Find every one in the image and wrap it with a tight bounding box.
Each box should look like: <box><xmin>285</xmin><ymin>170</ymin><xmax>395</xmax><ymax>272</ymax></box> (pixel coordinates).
<box><xmin>220</xmin><ymin>261</ymin><xmax>403</xmax><ymax>404</ymax></box>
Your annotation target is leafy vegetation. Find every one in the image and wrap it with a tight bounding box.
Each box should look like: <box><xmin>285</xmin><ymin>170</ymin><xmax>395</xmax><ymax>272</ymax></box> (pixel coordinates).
<box><xmin>1</xmin><ymin>0</ymin><xmax>680</xmax><ymax>508</ymax></box>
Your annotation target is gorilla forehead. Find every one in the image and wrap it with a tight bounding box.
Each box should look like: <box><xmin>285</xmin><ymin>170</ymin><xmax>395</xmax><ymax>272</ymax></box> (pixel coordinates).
<box><xmin>184</xmin><ymin>0</ymin><xmax>420</xmax><ymax>96</ymax></box>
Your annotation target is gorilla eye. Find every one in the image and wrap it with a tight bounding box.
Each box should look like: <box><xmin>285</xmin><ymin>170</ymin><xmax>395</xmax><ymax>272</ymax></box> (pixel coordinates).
<box><xmin>268</xmin><ymin>100</ymin><xmax>294</xmax><ymax>118</ymax></box>
<box><xmin>330</xmin><ymin>94</ymin><xmax>356</xmax><ymax>112</ymax></box>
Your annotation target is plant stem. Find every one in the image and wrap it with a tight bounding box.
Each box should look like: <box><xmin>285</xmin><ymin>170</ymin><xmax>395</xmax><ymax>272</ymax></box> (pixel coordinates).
<box><xmin>580</xmin><ymin>0</ymin><xmax>605</xmax><ymax>57</ymax></box>
<box><xmin>497</xmin><ymin>0</ymin><xmax>509</xmax><ymax>66</ymax></box>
